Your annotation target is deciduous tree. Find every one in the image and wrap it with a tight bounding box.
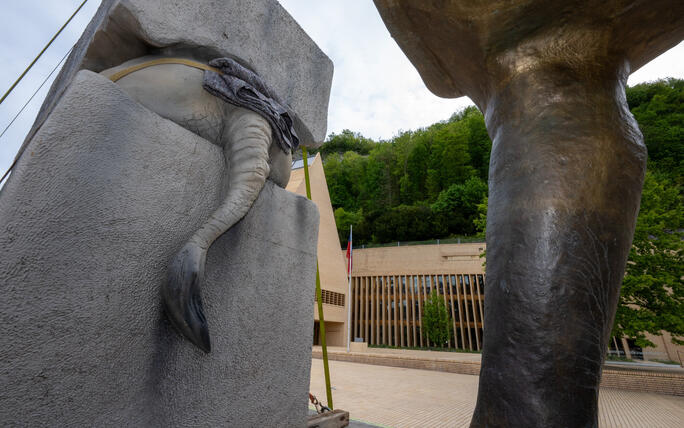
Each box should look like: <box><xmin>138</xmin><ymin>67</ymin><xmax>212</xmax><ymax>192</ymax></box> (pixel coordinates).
<box><xmin>612</xmin><ymin>170</ymin><xmax>684</xmax><ymax>347</ymax></box>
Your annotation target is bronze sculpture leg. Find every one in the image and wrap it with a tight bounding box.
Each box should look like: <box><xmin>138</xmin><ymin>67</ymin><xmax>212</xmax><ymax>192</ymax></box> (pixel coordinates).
<box><xmin>471</xmin><ymin>63</ymin><xmax>646</xmax><ymax>427</ymax></box>
<box><xmin>371</xmin><ymin>0</ymin><xmax>683</xmax><ymax>425</ymax></box>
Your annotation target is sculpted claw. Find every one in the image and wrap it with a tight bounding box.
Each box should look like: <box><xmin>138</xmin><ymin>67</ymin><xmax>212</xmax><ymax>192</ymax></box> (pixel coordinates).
<box><xmin>163</xmin><ymin>242</ymin><xmax>211</xmax><ymax>353</ymax></box>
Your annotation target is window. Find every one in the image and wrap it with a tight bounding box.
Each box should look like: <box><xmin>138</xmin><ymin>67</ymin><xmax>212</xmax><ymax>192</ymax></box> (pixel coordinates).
<box><xmin>317</xmin><ymin>289</ymin><xmax>345</xmax><ymax>306</ymax></box>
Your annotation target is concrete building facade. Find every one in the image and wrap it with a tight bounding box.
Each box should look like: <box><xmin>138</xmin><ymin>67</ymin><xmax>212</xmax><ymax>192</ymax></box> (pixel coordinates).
<box><xmin>287</xmin><ymin>154</ymin><xmax>349</xmax><ymax>347</ymax></box>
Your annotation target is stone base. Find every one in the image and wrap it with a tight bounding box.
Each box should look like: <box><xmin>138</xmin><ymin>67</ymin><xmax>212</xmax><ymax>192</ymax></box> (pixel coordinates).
<box><xmin>0</xmin><ymin>71</ymin><xmax>319</xmax><ymax>427</ymax></box>
<box><xmin>349</xmin><ymin>342</ymin><xmax>368</xmax><ymax>353</ymax></box>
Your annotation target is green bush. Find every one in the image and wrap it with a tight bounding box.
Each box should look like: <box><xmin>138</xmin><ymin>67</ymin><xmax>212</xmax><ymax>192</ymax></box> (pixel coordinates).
<box><xmin>422</xmin><ymin>290</ymin><xmax>453</xmax><ymax>347</ymax></box>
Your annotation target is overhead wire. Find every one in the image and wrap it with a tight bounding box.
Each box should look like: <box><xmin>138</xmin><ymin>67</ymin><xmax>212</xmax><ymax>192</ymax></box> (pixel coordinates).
<box><xmin>0</xmin><ymin>45</ymin><xmax>74</xmax><ymax>185</ymax></box>
<box><xmin>0</xmin><ymin>0</ymin><xmax>89</xmax><ymax>185</ymax></box>
<box><xmin>0</xmin><ymin>45</ymin><xmax>74</xmax><ymax>141</ymax></box>
<box><xmin>0</xmin><ymin>0</ymin><xmax>87</xmax><ymax>105</ymax></box>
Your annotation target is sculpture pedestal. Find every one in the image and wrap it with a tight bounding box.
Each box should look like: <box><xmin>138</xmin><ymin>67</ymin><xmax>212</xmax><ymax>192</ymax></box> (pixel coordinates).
<box><xmin>0</xmin><ymin>71</ymin><xmax>319</xmax><ymax>427</ymax></box>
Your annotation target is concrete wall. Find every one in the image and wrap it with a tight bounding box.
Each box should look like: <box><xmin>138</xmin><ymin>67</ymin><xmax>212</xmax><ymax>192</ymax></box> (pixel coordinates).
<box><xmin>349</xmin><ymin>242</ymin><xmax>486</xmax><ymax>276</ymax></box>
<box><xmin>0</xmin><ymin>71</ymin><xmax>319</xmax><ymax>426</ymax></box>
<box><xmin>287</xmin><ymin>154</ymin><xmax>349</xmax><ymax>347</ymax></box>
<box><xmin>633</xmin><ymin>332</ymin><xmax>684</xmax><ymax>365</ymax></box>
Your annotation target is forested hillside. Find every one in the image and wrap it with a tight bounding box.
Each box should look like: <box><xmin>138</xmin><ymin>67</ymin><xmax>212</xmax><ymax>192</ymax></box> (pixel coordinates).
<box><xmin>313</xmin><ymin>78</ymin><xmax>683</xmax><ymax>251</ymax></box>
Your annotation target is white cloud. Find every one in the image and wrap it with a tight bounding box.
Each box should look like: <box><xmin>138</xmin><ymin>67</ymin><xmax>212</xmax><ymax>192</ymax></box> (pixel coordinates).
<box><xmin>0</xmin><ymin>0</ymin><xmax>682</xmax><ymax>177</ymax></box>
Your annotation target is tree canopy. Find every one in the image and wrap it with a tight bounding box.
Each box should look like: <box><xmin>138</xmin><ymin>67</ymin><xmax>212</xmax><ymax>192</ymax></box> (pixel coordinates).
<box><xmin>612</xmin><ymin>170</ymin><xmax>683</xmax><ymax>347</ymax></box>
<box><xmin>318</xmin><ymin>106</ymin><xmax>491</xmax><ymax>246</ymax></box>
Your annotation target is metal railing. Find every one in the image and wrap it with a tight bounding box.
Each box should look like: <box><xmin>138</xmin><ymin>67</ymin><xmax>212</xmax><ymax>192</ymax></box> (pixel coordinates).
<box><xmin>346</xmin><ymin>236</ymin><xmax>485</xmax><ymax>250</ymax></box>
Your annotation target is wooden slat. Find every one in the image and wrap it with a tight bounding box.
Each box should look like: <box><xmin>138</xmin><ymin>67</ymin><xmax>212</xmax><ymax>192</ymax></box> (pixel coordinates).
<box><xmin>447</xmin><ymin>274</ymin><xmax>459</xmax><ymax>349</ymax></box>
<box><xmin>417</xmin><ymin>275</ymin><xmax>424</xmax><ymax>347</ymax></box>
<box><xmin>399</xmin><ymin>275</ymin><xmax>405</xmax><ymax>347</ymax></box>
<box><xmin>440</xmin><ymin>275</ymin><xmax>451</xmax><ymax>348</ymax></box>
<box><xmin>468</xmin><ymin>275</ymin><xmax>480</xmax><ymax>350</ymax></box>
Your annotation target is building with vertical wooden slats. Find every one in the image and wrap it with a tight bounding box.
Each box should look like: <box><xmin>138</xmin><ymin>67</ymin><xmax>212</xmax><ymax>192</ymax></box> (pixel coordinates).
<box><xmin>347</xmin><ymin>243</ymin><xmax>486</xmax><ymax>351</ymax></box>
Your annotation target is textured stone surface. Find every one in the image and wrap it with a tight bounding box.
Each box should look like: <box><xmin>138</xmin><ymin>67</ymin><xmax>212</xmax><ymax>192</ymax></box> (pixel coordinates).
<box><xmin>0</xmin><ymin>71</ymin><xmax>319</xmax><ymax>427</ymax></box>
<box><xmin>21</xmin><ymin>0</ymin><xmax>333</xmax><ymax>157</ymax></box>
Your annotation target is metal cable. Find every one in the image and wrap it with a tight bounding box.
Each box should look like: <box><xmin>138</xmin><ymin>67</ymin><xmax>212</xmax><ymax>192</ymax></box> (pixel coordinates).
<box><xmin>0</xmin><ymin>0</ymin><xmax>87</xmax><ymax>105</ymax></box>
<box><xmin>0</xmin><ymin>45</ymin><xmax>74</xmax><ymax>185</ymax></box>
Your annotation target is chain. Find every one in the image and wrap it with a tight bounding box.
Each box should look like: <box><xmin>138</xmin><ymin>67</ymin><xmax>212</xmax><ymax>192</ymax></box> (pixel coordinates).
<box><xmin>308</xmin><ymin>393</ymin><xmax>331</xmax><ymax>414</ymax></box>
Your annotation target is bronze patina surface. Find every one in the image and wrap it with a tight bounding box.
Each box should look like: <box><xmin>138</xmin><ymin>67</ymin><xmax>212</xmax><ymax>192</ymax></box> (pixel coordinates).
<box><xmin>373</xmin><ymin>1</ymin><xmax>684</xmax><ymax>426</ymax></box>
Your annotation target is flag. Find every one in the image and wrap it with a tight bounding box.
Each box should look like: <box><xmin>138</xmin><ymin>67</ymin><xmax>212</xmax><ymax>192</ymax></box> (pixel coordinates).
<box><xmin>345</xmin><ymin>228</ymin><xmax>352</xmax><ymax>275</ymax></box>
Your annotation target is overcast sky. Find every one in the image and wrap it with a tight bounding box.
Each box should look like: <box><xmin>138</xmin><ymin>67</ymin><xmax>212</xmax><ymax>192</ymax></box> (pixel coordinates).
<box><xmin>1</xmin><ymin>0</ymin><xmax>682</xmax><ymax>177</ymax></box>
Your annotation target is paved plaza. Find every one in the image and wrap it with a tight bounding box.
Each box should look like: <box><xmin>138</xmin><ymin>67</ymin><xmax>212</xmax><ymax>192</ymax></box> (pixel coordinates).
<box><xmin>310</xmin><ymin>359</ymin><xmax>684</xmax><ymax>428</ymax></box>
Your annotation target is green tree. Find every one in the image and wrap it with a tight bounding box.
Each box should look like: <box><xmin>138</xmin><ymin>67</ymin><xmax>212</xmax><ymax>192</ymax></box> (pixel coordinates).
<box><xmin>422</xmin><ymin>290</ymin><xmax>453</xmax><ymax>347</ymax></box>
<box><xmin>333</xmin><ymin>207</ymin><xmax>363</xmax><ymax>246</ymax></box>
<box><xmin>400</xmin><ymin>138</ymin><xmax>430</xmax><ymax>204</ymax></box>
<box><xmin>316</xmin><ymin>129</ymin><xmax>376</xmax><ymax>157</ymax></box>
<box><xmin>462</xmin><ymin>107</ymin><xmax>492</xmax><ymax>181</ymax></box>
<box><xmin>371</xmin><ymin>204</ymin><xmax>437</xmax><ymax>243</ymax></box>
<box><xmin>473</xmin><ymin>195</ymin><xmax>488</xmax><ymax>238</ymax></box>
<box><xmin>626</xmin><ymin>79</ymin><xmax>683</xmax><ymax>181</ymax></box>
<box><xmin>432</xmin><ymin>176</ymin><xmax>488</xmax><ymax>236</ymax></box>
<box><xmin>364</xmin><ymin>143</ymin><xmax>398</xmax><ymax>209</ymax></box>
<box><xmin>612</xmin><ymin>170</ymin><xmax>684</xmax><ymax>347</ymax></box>
<box><xmin>323</xmin><ymin>151</ymin><xmax>368</xmax><ymax>211</ymax></box>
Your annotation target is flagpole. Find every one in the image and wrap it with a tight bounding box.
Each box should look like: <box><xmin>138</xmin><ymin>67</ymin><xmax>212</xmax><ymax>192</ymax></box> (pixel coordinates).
<box><xmin>347</xmin><ymin>225</ymin><xmax>352</xmax><ymax>352</ymax></box>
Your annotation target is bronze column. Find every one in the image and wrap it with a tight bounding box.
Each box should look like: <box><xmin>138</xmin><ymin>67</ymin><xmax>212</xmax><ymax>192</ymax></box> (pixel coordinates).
<box><xmin>472</xmin><ymin>59</ymin><xmax>645</xmax><ymax>427</ymax></box>
<box><xmin>372</xmin><ymin>1</ymin><xmax>683</xmax><ymax>425</ymax></box>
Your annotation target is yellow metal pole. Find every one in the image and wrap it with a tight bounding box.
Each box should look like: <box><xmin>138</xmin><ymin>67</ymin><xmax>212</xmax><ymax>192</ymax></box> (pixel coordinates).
<box><xmin>302</xmin><ymin>147</ymin><xmax>333</xmax><ymax>410</ymax></box>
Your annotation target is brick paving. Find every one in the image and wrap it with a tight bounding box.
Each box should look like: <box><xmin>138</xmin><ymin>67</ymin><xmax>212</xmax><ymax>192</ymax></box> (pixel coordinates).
<box><xmin>313</xmin><ymin>346</ymin><xmax>684</xmax><ymax>396</ymax></box>
<box><xmin>310</xmin><ymin>358</ymin><xmax>684</xmax><ymax>428</ymax></box>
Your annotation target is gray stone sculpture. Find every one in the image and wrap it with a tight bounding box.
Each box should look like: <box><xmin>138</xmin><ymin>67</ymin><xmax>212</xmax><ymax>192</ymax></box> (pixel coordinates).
<box><xmin>8</xmin><ymin>0</ymin><xmax>331</xmax><ymax>354</ymax></box>
<box><xmin>101</xmin><ymin>55</ymin><xmax>296</xmax><ymax>352</ymax></box>
<box><xmin>0</xmin><ymin>0</ymin><xmax>332</xmax><ymax>425</ymax></box>
<box><xmin>373</xmin><ymin>1</ymin><xmax>684</xmax><ymax>427</ymax></box>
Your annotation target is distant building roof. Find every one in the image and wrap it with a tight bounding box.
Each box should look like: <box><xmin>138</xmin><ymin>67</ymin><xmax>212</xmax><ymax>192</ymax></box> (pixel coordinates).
<box><xmin>291</xmin><ymin>156</ymin><xmax>316</xmax><ymax>170</ymax></box>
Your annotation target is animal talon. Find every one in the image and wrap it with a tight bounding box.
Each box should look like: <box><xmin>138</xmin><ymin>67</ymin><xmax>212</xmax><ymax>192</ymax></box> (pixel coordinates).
<box><xmin>163</xmin><ymin>242</ymin><xmax>211</xmax><ymax>353</ymax></box>
<box><xmin>189</xmin><ymin>292</ymin><xmax>211</xmax><ymax>352</ymax></box>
